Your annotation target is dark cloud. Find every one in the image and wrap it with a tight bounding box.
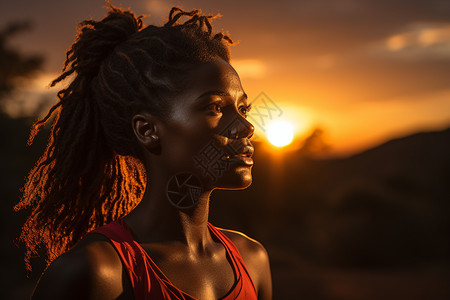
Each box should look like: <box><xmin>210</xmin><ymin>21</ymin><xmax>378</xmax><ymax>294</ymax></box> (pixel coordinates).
<box><xmin>200</xmin><ymin>0</ymin><xmax>450</xmax><ymax>101</ymax></box>
<box><xmin>0</xmin><ymin>0</ymin><xmax>112</xmax><ymax>71</ymax></box>
<box><xmin>1</xmin><ymin>0</ymin><xmax>449</xmax><ymax>101</ymax></box>
<box><xmin>212</xmin><ymin>0</ymin><xmax>450</xmax><ymax>56</ymax></box>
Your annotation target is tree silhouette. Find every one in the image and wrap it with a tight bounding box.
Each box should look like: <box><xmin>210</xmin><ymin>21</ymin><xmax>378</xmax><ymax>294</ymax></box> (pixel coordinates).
<box><xmin>0</xmin><ymin>21</ymin><xmax>43</xmax><ymax>112</ymax></box>
<box><xmin>298</xmin><ymin>127</ymin><xmax>331</xmax><ymax>157</ymax></box>
<box><xmin>0</xmin><ymin>21</ymin><xmax>47</xmax><ymax>299</ymax></box>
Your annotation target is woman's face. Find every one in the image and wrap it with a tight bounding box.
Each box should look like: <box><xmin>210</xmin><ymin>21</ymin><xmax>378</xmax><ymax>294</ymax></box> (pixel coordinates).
<box><xmin>157</xmin><ymin>57</ymin><xmax>255</xmax><ymax>190</ymax></box>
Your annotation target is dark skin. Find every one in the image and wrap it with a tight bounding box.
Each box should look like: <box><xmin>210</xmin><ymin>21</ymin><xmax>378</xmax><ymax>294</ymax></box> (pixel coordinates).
<box><xmin>32</xmin><ymin>57</ymin><xmax>272</xmax><ymax>300</ymax></box>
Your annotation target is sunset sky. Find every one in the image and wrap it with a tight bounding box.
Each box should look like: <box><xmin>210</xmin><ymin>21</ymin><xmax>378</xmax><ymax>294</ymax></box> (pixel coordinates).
<box><xmin>2</xmin><ymin>0</ymin><xmax>450</xmax><ymax>157</ymax></box>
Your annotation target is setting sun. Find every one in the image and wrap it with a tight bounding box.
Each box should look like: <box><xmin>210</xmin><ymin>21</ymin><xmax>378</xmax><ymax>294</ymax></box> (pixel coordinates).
<box><xmin>266</xmin><ymin>121</ymin><xmax>294</xmax><ymax>147</ymax></box>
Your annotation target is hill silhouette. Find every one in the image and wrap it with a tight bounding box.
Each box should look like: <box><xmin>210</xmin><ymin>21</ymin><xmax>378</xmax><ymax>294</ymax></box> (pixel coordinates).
<box><xmin>210</xmin><ymin>127</ymin><xmax>450</xmax><ymax>299</ymax></box>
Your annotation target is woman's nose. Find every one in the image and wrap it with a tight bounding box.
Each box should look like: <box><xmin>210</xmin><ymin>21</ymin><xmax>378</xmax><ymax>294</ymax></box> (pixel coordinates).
<box><xmin>224</xmin><ymin>114</ymin><xmax>254</xmax><ymax>140</ymax></box>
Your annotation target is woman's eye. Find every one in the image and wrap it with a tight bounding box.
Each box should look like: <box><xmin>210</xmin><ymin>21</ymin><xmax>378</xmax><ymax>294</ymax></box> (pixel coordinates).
<box><xmin>207</xmin><ymin>103</ymin><xmax>223</xmax><ymax>114</ymax></box>
<box><xmin>239</xmin><ymin>105</ymin><xmax>252</xmax><ymax>117</ymax></box>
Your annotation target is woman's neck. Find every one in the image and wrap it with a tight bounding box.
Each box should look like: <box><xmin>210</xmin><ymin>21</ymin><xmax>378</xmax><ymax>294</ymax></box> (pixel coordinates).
<box><xmin>122</xmin><ymin>172</ymin><xmax>214</xmax><ymax>254</ymax></box>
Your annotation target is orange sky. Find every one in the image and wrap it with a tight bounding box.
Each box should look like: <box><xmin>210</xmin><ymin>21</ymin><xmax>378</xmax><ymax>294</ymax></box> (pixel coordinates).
<box><xmin>2</xmin><ymin>0</ymin><xmax>450</xmax><ymax>157</ymax></box>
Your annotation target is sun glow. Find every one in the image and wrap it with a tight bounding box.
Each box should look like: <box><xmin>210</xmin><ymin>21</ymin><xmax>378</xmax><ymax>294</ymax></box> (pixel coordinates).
<box><xmin>266</xmin><ymin>121</ymin><xmax>294</xmax><ymax>147</ymax></box>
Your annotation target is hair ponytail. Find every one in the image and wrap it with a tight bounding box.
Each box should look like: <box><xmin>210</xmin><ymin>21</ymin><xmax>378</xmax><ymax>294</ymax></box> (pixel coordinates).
<box><xmin>55</xmin><ymin>5</ymin><xmax>143</xmax><ymax>83</ymax></box>
<box><xmin>16</xmin><ymin>5</ymin><xmax>146</xmax><ymax>274</ymax></box>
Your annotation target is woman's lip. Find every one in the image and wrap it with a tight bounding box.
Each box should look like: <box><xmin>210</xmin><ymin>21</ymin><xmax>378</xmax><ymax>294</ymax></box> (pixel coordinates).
<box><xmin>225</xmin><ymin>155</ymin><xmax>253</xmax><ymax>165</ymax></box>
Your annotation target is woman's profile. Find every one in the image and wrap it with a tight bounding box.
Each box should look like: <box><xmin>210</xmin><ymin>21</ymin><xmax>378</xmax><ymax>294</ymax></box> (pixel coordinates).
<box><xmin>15</xmin><ymin>3</ymin><xmax>272</xmax><ymax>300</ymax></box>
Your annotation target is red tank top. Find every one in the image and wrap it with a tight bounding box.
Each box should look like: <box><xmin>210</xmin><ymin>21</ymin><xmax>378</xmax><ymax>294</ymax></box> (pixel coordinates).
<box><xmin>88</xmin><ymin>220</ymin><xmax>257</xmax><ymax>300</ymax></box>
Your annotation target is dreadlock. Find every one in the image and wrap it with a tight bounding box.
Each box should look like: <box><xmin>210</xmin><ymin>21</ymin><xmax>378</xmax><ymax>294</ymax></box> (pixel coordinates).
<box><xmin>15</xmin><ymin>3</ymin><xmax>234</xmax><ymax>274</ymax></box>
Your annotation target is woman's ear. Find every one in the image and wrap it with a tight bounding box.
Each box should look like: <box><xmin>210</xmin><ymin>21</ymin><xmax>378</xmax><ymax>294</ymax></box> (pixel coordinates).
<box><xmin>132</xmin><ymin>113</ymin><xmax>161</xmax><ymax>153</ymax></box>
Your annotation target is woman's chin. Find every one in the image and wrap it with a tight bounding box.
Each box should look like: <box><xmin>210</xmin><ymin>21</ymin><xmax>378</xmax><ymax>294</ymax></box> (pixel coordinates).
<box><xmin>214</xmin><ymin>167</ymin><xmax>253</xmax><ymax>190</ymax></box>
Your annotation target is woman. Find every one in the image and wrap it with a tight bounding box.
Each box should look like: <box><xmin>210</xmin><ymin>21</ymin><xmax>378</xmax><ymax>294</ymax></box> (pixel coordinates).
<box><xmin>16</xmin><ymin>3</ymin><xmax>272</xmax><ymax>300</ymax></box>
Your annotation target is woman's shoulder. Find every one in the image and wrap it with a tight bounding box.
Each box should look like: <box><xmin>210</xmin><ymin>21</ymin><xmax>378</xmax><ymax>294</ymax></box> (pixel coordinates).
<box><xmin>217</xmin><ymin>227</ymin><xmax>270</xmax><ymax>273</ymax></box>
<box><xmin>217</xmin><ymin>227</ymin><xmax>268</xmax><ymax>259</ymax></box>
<box><xmin>31</xmin><ymin>233</ymin><xmax>132</xmax><ymax>300</ymax></box>
<box><xmin>217</xmin><ymin>227</ymin><xmax>272</xmax><ymax>295</ymax></box>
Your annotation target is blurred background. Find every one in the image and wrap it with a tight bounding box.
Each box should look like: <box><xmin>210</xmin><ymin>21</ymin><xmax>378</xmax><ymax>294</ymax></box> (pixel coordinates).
<box><xmin>1</xmin><ymin>0</ymin><xmax>449</xmax><ymax>299</ymax></box>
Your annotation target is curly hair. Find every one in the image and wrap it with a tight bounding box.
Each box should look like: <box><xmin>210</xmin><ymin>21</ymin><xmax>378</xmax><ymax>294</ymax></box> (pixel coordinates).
<box><xmin>14</xmin><ymin>3</ymin><xmax>234</xmax><ymax>274</ymax></box>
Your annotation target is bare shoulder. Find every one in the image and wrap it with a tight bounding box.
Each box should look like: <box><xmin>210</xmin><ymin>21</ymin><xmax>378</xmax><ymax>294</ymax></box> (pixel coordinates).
<box><xmin>218</xmin><ymin>228</ymin><xmax>273</xmax><ymax>300</ymax></box>
<box><xmin>219</xmin><ymin>228</ymin><xmax>268</xmax><ymax>262</ymax></box>
<box><xmin>32</xmin><ymin>234</ymin><xmax>132</xmax><ymax>300</ymax></box>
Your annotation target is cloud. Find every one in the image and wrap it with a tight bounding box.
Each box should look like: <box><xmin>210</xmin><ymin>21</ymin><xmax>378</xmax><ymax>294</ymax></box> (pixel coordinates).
<box><xmin>418</xmin><ymin>24</ymin><xmax>450</xmax><ymax>46</ymax></box>
<box><xmin>210</xmin><ymin>0</ymin><xmax>450</xmax><ymax>60</ymax></box>
<box><xmin>2</xmin><ymin>72</ymin><xmax>56</xmax><ymax>118</ymax></box>
<box><xmin>385</xmin><ymin>23</ymin><xmax>450</xmax><ymax>58</ymax></box>
<box><xmin>231</xmin><ymin>59</ymin><xmax>266</xmax><ymax>79</ymax></box>
<box><xmin>144</xmin><ymin>0</ymin><xmax>173</xmax><ymax>22</ymax></box>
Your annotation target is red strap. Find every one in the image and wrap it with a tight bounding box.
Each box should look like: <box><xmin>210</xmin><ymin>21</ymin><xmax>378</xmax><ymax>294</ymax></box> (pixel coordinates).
<box><xmin>88</xmin><ymin>221</ymin><xmax>257</xmax><ymax>299</ymax></box>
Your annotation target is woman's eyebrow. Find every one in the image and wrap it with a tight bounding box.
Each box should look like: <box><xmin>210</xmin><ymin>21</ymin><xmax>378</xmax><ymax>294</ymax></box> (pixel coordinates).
<box><xmin>195</xmin><ymin>90</ymin><xmax>248</xmax><ymax>102</ymax></box>
<box><xmin>195</xmin><ymin>90</ymin><xmax>229</xmax><ymax>101</ymax></box>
